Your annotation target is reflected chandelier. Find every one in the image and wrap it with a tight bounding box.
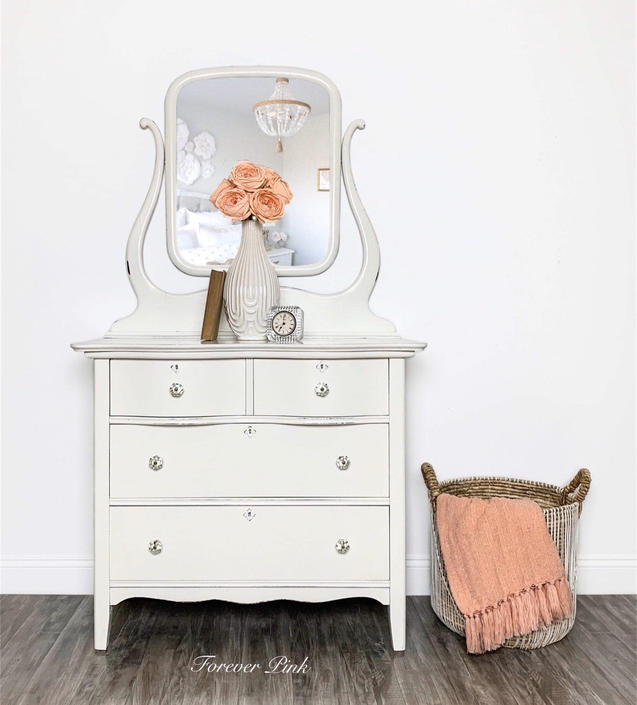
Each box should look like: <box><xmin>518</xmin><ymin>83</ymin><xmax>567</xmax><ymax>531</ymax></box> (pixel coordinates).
<box><xmin>253</xmin><ymin>78</ymin><xmax>311</xmax><ymax>152</ymax></box>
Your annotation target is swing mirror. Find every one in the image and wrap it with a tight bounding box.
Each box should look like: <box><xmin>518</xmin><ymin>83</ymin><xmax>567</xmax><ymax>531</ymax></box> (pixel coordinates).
<box><xmin>165</xmin><ymin>67</ymin><xmax>342</xmax><ymax>277</ymax></box>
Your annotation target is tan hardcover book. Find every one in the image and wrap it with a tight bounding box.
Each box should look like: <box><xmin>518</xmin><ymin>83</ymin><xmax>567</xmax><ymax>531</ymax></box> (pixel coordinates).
<box><xmin>201</xmin><ymin>270</ymin><xmax>226</xmax><ymax>342</ymax></box>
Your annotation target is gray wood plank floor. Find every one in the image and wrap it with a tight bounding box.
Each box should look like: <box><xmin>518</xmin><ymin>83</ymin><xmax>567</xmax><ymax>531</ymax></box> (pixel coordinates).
<box><xmin>0</xmin><ymin>595</ymin><xmax>634</xmax><ymax>705</ymax></box>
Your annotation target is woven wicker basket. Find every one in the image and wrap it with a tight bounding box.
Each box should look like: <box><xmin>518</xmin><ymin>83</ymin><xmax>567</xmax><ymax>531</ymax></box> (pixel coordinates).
<box><xmin>421</xmin><ymin>463</ymin><xmax>591</xmax><ymax>649</ymax></box>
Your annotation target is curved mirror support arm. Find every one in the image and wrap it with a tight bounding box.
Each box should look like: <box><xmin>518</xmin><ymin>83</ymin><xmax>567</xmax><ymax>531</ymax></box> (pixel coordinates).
<box><xmin>340</xmin><ymin>119</ymin><xmax>380</xmax><ymax>298</ymax></box>
<box><xmin>125</xmin><ymin>118</ymin><xmax>164</xmax><ymax>299</ymax></box>
<box><xmin>109</xmin><ymin>118</ymin><xmax>210</xmax><ymax>337</ymax></box>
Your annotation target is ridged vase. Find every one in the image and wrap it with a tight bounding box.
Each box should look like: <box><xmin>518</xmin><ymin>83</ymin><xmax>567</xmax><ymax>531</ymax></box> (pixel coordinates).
<box><xmin>223</xmin><ymin>217</ymin><xmax>280</xmax><ymax>342</ymax></box>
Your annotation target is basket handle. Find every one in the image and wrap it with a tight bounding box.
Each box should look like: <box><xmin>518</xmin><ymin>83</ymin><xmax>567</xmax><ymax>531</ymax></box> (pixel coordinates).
<box><xmin>560</xmin><ymin>468</ymin><xmax>591</xmax><ymax>513</ymax></box>
<box><xmin>421</xmin><ymin>463</ymin><xmax>441</xmax><ymax>506</ymax></box>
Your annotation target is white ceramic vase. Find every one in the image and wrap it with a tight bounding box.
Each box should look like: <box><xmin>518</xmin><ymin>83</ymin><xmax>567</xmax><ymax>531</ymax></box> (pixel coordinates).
<box><xmin>223</xmin><ymin>217</ymin><xmax>280</xmax><ymax>342</ymax></box>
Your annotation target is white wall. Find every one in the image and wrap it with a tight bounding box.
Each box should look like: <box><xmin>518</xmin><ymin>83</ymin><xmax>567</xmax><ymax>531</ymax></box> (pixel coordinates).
<box><xmin>2</xmin><ymin>0</ymin><xmax>635</xmax><ymax>594</ymax></box>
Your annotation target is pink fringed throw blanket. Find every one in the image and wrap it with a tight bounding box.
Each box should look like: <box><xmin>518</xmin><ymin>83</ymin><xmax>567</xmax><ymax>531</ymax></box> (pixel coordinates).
<box><xmin>436</xmin><ymin>494</ymin><xmax>572</xmax><ymax>654</ymax></box>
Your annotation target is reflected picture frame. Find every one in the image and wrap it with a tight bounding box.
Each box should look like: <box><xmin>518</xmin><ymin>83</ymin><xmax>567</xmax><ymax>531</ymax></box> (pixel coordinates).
<box><xmin>317</xmin><ymin>168</ymin><xmax>330</xmax><ymax>192</ymax></box>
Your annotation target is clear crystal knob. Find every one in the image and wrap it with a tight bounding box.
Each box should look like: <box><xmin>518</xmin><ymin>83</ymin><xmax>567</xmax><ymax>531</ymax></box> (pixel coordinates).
<box><xmin>244</xmin><ymin>426</ymin><xmax>257</xmax><ymax>438</ymax></box>
<box><xmin>335</xmin><ymin>538</ymin><xmax>350</xmax><ymax>554</ymax></box>
<box><xmin>336</xmin><ymin>455</ymin><xmax>350</xmax><ymax>471</ymax></box>
<box><xmin>243</xmin><ymin>508</ymin><xmax>256</xmax><ymax>522</ymax></box>
<box><xmin>169</xmin><ymin>382</ymin><xmax>184</xmax><ymax>398</ymax></box>
<box><xmin>316</xmin><ymin>361</ymin><xmax>329</xmax><ymax>372</ymax></box>
<box><xmin>148</xmin><ymin>539</ymin><xmax>163</xmax><ymax>555</ymax></box>
<box><xmin>148</xmin><ymin>455</ymin><xmax>164</xmax><ymax>471</ymax></box>
<box><xmin>314</xmin><ymin>382</ymin><xmax>329</xmax><ymax>397</ymax></box>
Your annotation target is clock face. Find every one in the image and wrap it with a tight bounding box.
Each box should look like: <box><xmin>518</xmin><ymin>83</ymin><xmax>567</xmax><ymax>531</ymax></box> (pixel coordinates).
<box><xmin>272</xmin><ymin>310</ymin><xmax>296</xmax><ymax>336</ymax></box>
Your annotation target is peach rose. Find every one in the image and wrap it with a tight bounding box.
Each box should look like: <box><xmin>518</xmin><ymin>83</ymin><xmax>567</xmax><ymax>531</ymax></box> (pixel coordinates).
<box><xmin>209</xmin><ymin>178</ymin><xmax>233</xmax><ymax>207</ymax></box>
<box><xmin>229</xmin><ymin>161</ymin><xmax>267</xmax><ymax>192</ymax></box>
<box><xmin>215</xmin><ymin>188</ymin><xmax>251</xmax><ymax>221</ymax></box>
<box><xmin>269</xmin><ymin>177</ymin><xmax>293</xmax><ymax>204</ymax></box>
<box><xmin>249</xmin><ymin>189</ymin><xmax>285</xmax><ymax>223</ymax></box>
<box><xmin>264</xmin><ymin>167</ymin><xmax>279</xmax><ymax>183</ymax></box>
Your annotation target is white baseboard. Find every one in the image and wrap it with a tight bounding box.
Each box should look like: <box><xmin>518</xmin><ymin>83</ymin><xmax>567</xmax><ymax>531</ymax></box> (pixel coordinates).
<box><xmin>575</xmin><ymin>554</ymin><xmax>637</xmax><ymax>594</ymax></box>
<box><xmin>0</xmin><ymin>556</ymin><xmax>93</xmax><ymax>594</ymax></box>
<box><xmin>406</xmin><ymin>553</ymin><xmax>637</xmax><ymax>596</ymax></box>
<box><xmin>406</xmin><ymin>555</ymin><xmax>431</xmax><ymax>596</ymax></box>
<box><xmin>1</xmin><ymin>554</ymin><xmax>635</xmax><ymax>595</ymax></box>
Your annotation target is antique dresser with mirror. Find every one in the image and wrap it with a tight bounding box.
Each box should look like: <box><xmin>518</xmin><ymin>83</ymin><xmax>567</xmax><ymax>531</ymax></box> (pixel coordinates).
<box><xmin>72</xmin><ymin>66</ymin><xmax>425</xmax><ymax>651</ymax></box>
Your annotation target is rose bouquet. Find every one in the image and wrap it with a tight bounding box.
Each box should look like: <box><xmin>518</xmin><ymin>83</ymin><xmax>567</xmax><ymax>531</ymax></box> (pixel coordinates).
<box><xmin>209</xmin><ymin>161</ymin><xmax>293</xmax><ymax>223</ymax></box>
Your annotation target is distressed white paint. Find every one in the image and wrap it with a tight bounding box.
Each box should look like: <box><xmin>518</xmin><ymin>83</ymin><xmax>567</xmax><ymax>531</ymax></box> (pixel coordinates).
<box><xmin>81</xmin><ymin>342</ymin><xmax>417</xmax><ymax>650</ymax></box>
<box><xmin>110</xmin><ymin>359</ymin><xmax>245</xmax><ymax>416</ymax></box>
<box><xmin>80</xmin><ymin>338</ymin><xmax>421</xmax><ymax>650</ymax></box>
<box><xmin>110</xmin><ymin>586</ymin><xmax>390</xmax><ymax>606</ymax></box>
<box><xmin>110</xmin><ymin>505</ymin><xmax>389</xmax><ymax>582</ymax></box>
<box><xmin>110</xmin><ymin>423</ymin><xmax>389</xmax><ymax>499</ymax></box>
<box><xmin>389</xmin><ymin>359</ymin><xmax>407</xmax><ymax>650</ymax></box>
<box><xmin>253</xmin><ymin>359</ymin><xmax>389</xmax><ymax>416</ymax></box>
<box><xmin>93</xmin><ymin>361</ymin><xmax>110</xmax><ymax>650</ymax></box>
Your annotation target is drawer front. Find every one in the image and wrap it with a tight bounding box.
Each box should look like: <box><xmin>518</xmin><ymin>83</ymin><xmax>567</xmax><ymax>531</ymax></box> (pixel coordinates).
<box><xmin>110</xmin><ymin>360</ymin><xmax>245</xmax><ymax>417</ymax></box>
<box><xmin>110</xmin><ymin>506</ymin><xmax>389</xmax><ymax>582</ymax></box>
<box><xmin>110</xmin><ymin>423</ymin><xmax>389</xmax><ymax>498</ymax></box>
<box><xmin>253</xmin><ymin>360</ymin><xmax>388</xmax><ymax>416</ymax></box>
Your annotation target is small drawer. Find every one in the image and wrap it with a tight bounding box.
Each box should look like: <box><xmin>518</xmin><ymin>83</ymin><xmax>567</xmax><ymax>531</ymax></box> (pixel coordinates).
<box><xmin>110</xmin><ymin>423</ymin><xmax>389</xmax><ymax>499</ymax></box>
<box><xmin>110</xmin><ymin>360</ymin><xmax>245</xmax><ymax>417</ymax></box>
<box><xmin>110</xmin><ymin>506</ymin><xmax>389</xmax><ymax>582</ymax></box>
<box><xmin>253</xmin><ymin>360</ymin><xmax>388</xmax><ymax>416</ymax></box>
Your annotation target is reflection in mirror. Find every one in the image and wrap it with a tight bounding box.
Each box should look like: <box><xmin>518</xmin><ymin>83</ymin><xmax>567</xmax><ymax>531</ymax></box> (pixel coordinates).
<box><xmin>175</xmin><ymin>77</ymin><xmax>330</xmax><ymax>269</ymax></box>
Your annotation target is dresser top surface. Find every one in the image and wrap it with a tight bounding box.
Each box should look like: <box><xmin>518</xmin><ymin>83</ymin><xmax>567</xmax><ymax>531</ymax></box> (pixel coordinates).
<box><xmin>71</xmin><ymin>334</ymin><xmax>426</xmax><ymax>359</ymax></box>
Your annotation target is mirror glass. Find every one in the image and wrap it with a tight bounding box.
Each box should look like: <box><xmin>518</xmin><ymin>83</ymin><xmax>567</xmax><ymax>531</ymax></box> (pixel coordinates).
<box><xmin>173</xmin><ymin>76</ymin><xmax>332</xmax><ymax>273</ymax></box>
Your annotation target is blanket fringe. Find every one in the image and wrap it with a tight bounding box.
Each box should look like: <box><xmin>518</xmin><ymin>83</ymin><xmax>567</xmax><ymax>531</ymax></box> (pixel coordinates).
<box><xmin>464</xmin><ymin>578</ymin><xmax>572</xmax><ymax>654</ymax></box>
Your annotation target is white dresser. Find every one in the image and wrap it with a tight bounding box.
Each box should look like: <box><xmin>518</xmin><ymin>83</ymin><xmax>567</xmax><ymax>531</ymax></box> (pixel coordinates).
<box><xmin>72</xmin><ymin>340</ymin><xmax>421</xmax><ymax>651</ymax></box>
<box><xmin>72</xmin><ymin>66</ymin><xmax>425</xmax><ymax>652</ymax></box>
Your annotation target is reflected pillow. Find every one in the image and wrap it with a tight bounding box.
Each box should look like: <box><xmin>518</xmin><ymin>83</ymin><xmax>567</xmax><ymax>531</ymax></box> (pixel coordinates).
<box><xmin>186</xmin><ymin>209</ymin><xmax>235</xmax><ymax>230</ymax></box>
<box><xmin>176</xmin><ymin>224</ymin><xmax>198</xmax><ymax>250</ymax></box>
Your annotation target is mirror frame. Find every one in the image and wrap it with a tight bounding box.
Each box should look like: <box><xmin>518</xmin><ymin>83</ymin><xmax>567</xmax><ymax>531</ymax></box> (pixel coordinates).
<box><xmin>164</xmin><ymin>66</ymin><xmax>342</xmax><ymax>277</ymax></box>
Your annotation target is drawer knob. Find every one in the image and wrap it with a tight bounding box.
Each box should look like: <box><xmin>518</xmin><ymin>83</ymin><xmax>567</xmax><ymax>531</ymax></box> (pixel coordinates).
<box><xmin>336</xmin><ymin>455</ymin><xmax>351</xmax><ymax>471</ymax></box>
<box><xmin>148</xmin><ymin>539</ymin><xmax>163</xmax><ymax>555</ymax></box>
<box><xmin>314</xmin><ymin>382</ymin><xmax>330</xmax><ymax>398</ymax></box>
<box><xmin>169</xmin><ymin>382</ymin><xmax>184</xmax><ymax>398</ymax></box>
<box><xmin>335</xmin><ymin>538</ymin><xmax>350</xmax><ymax>555</ymax></box>
<box><xmin>148</xmin><ymin>455</ymin><xmax>164</xmax><ymax>471</ymax></box>
<box><xmin>244</xmin><ymin>426</ymin><xmax>257</xmax><ymax>438</ymax></box>
<box><xmin>243</xmin><ymin>508</ymin><xmax>256</xmax><ymax>522</ymax></box>
<box><xmin>316</xmin><ymin>361</ymin><xmax>329</xmax><ymax>372</ymax></box>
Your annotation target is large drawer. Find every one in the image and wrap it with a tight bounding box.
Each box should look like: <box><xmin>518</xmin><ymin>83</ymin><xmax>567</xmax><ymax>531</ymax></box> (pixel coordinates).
<box><xmin>253</xmin><ymin>360</ymin><xmax>388</xmax><ymax>416</ymax></box>
<box><xmin>110</xmin><ymin>423</ymin><xmax>388</xmax><ymax>498</ymax></box>
<box><xmin>110</xmin><ymin>360</ymin><xmax>245</xmax><ymax>417</ymax></box>
<box><xmin>110</xmin><ymin>506</ymin><xmax>389</xmax><ymax>582</ymax></box>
